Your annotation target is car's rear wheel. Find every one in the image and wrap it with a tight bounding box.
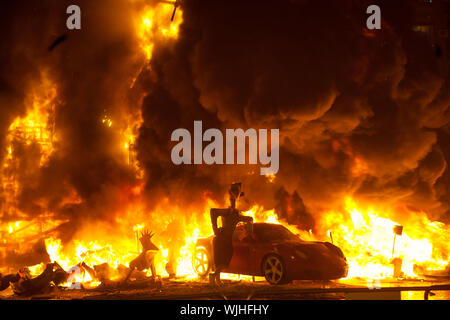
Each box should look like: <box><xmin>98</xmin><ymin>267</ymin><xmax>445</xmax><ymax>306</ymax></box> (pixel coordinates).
<box><xmin>262</xmin><ymin>254</ymin><xmax>289</xmax><ymax>285</ymax></box>
<box><xmin>192</xmin><ymin>246</ymin><xmax>211</xmax><ymax>278</ymax></box>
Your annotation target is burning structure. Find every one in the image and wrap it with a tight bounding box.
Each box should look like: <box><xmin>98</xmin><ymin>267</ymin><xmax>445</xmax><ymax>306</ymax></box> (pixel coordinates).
<box><xmin>0</xmin><ymin>0</ymin><xmax>450</xmax><ymax>298</ymax></box>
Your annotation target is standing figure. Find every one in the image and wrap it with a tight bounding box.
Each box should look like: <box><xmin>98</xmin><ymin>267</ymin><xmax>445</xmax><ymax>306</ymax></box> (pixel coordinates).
<box><xmin>124</xmin><ymin>230</ymin><xmax>159</xmax><ymax>282</ymax></box>
<box><xmin>161</xmin><ymin>220</ymin><xmax>184</xmax><ymax>279</ymax></box>
<box><xmin>209</xmin><ymin>183</ymin><xmax>253</xmax><ymax>286</ymax></box>
<box><xmin>0</xmin><ymin>273</ymin><xmax>20</xmax><ymax>292</ymax></box>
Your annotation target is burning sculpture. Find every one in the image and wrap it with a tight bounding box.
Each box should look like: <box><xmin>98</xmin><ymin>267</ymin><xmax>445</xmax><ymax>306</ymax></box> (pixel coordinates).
<box><xmin>209</xmin><ymin>183</ymin><xmax>253</xmax><ymax>285</ymax></box>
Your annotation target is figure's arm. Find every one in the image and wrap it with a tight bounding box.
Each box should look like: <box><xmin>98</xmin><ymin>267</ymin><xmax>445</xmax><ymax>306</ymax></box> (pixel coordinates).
<box><xmin>81</xmin><ymin>262</ymin><xmax>97</xmax><ymax>281</ymax></box>
<box><xmin>238</xmin><ymin>214</ymin><xmax>254</xmax><ymax>241</ymax></box>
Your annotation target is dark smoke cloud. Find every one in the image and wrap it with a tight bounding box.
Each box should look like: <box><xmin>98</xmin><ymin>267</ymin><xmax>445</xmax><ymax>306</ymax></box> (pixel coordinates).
<box><xmin>0</xmin><ymin>0</ymin><xmax>145</xmax><ymax>241</ymax></box>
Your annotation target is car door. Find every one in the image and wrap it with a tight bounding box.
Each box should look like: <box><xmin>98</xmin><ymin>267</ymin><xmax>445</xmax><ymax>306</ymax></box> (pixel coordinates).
<box><xmin>226</xmin><ymin>226</ymin><xmax>254</xmax><ymax>275</ymax></box>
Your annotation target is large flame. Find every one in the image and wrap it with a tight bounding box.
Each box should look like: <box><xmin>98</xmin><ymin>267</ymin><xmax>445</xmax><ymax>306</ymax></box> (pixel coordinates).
<box><xmin>0</xmin><ymin>70</ymin><xmax>59</xmax><ymax>223</ymax></box>
<box><xmin>318</xmin><ymin>198</ymin><xmax>449</xmax><ymax>279</ymax></box>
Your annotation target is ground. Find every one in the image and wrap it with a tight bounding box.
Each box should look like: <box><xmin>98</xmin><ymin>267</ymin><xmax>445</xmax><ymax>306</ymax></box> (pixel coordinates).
<box><xmin>1</xmin><ymin>276</ymin><xmax>450</xmax><ymax>300</ymax></box>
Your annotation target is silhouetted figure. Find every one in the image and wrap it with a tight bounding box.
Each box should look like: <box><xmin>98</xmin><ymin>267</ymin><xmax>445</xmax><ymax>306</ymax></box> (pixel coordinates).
<box><xmin>209</xmin><ymin>183</ymin><xmax>253</xmax><ymax>286</ymax></box>
<box><xmin>161</xmin><ymin>220</ymin><xmax>184</xmax><ymax>279</ymax></box>
<box><xmin>0</xmin><ymin>273</ymin><xmax>20</xmax><ymax>291</ymax></box>
<box><xmin>1</xmin><ymin>262</ymin><xmax>98</xmax><ymax>294</ymax></box>
<box><xmin>11</xmin><ymin>263</ymin><xmax>68</xmax><ymax>296</ymax></box>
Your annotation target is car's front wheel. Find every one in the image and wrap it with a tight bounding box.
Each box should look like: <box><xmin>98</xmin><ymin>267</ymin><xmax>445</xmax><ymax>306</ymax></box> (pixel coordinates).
<box><xmin>192</xmin><ymin>246</ymin><xmax>211</xmax><ymax>278</ymax></box>
<box><xmin>262</xmin><ymin>254</ymin><xmax>289</xmax><ymax>285</ymax></box>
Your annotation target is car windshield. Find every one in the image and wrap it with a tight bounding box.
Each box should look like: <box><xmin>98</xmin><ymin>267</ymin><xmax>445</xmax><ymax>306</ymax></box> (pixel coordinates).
<box><xmin>254</xmin><ymin>224</ymin><xmax>299</xmax><ymax>242</ymax></box>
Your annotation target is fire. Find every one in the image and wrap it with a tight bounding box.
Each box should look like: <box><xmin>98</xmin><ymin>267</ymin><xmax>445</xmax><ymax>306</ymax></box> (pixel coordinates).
<box><xmin>239</xmin><ymin>201</ymin><xmax>449</xmax><ymax>280</ymax></box>
<box><xmin>101</xmin><ymin>115</ymin><xmax>113</xmax><ymax>128</ymax></box>
<box><xmin>1</xmin><ymin>71</ymin><xmax>57</xmax><ymax>215</ymax></box>
<box><xmin>119</xmin><ymin>1</ymin><xmax>181</xmax><ymax>173</ymax></box>
<box><xmin>244</xmin><ymin>206</ymin><xmax>280</xmax><ymax>224</ymax></box>
<box><xmin>102</xmin><ymin>1</ymin><xmax>182</xmax><ymax>173</ymax></box>
<box><xmin>0</xmin><ymin>71</ymin><xmax>61</xmax><ymax>263</ymax></box>
<box><xmin>243</xmin><ymin>205</ymin><xmax>314</xmax><ymax>240</ymax></box>
<box><xmin>351</xmin><ymin>156</ymin><xmax>369</xmax><ymax>177</ymax></box>
<box><xmin>266</xmin><ymin>174</ymin><xmax>276</xmax><ymax>183</ymax></box>
<box><xmin>121</xmin><ymin>112</ymin><xmax>143</xmax><ymax>176</ymax></box>
<box><xmin>332</xmin><ymin>139</ymin><xmax>370</xmax><ymax>177</ymax></box>
<box><xmin>6</xmin><ymin>221</ymin><xmax>22</xmax><ymax>234</ymax></box>
<box><xmin>28</xmin><ymin>263</ymin><xmax>45</xmax><ymax>276</ymax></box>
